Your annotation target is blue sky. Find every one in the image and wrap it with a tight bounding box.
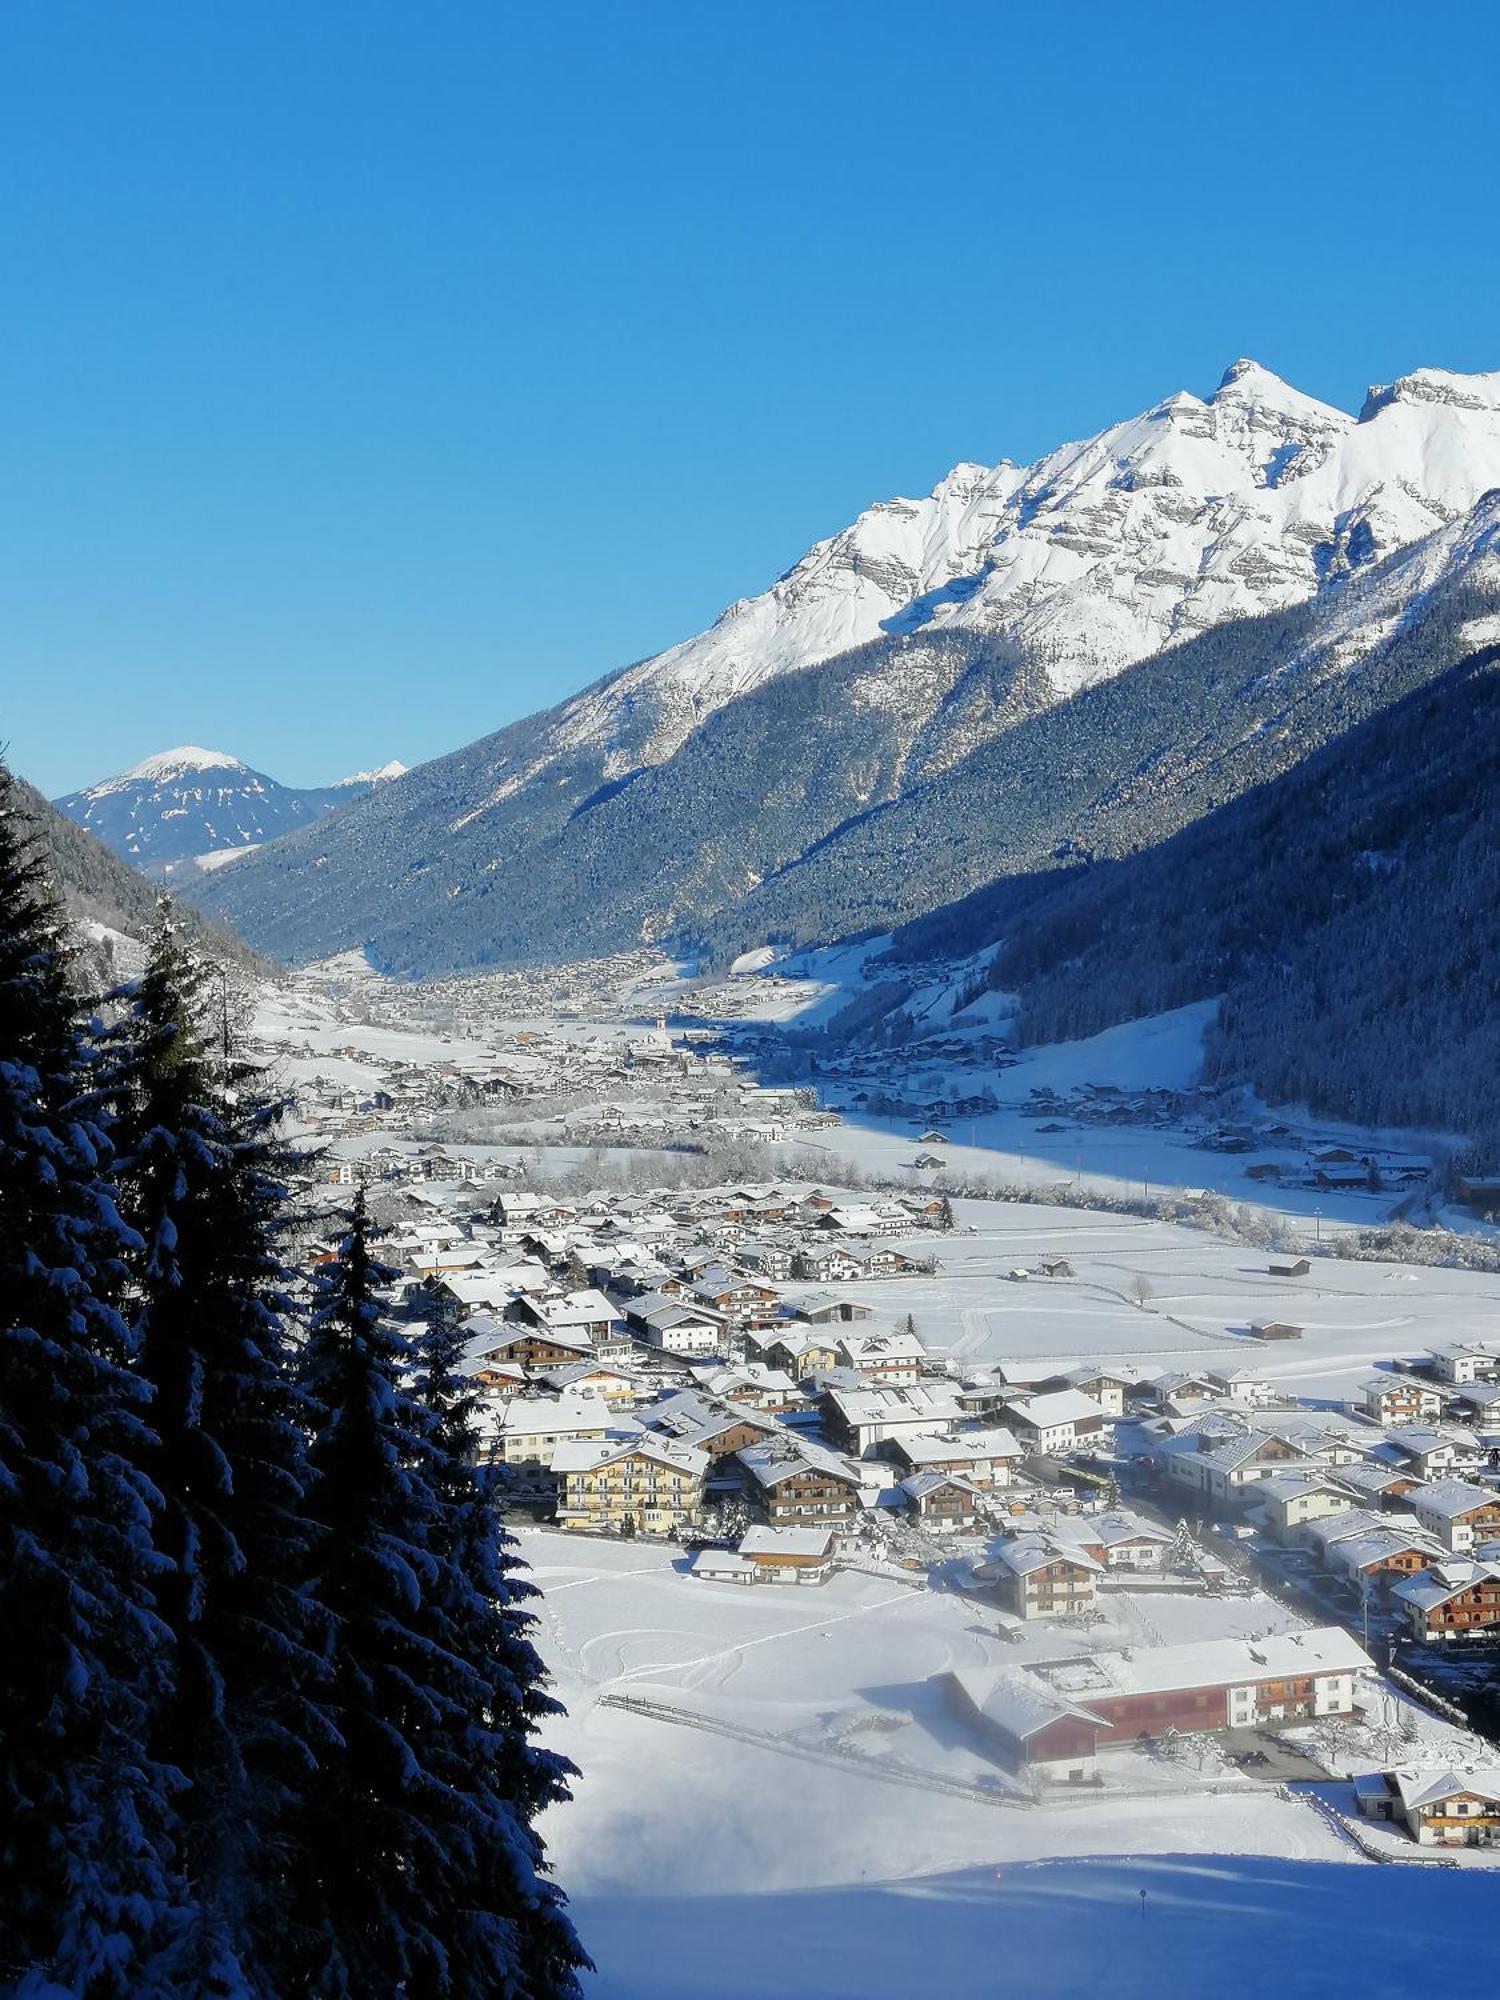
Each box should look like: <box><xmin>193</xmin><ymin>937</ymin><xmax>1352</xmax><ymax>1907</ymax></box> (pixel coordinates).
<box><xmin>4</xmin><ymin>0</ymin><xmax>1498</xmax><ymax>795</ymax></box>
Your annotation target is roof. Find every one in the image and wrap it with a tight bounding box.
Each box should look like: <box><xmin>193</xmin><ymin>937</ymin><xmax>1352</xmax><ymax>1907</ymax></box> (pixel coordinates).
<box><xmin>900</xmin><ymin>1470</ymin><xmax>986</xmax><ymax>1503</ymax></box>
<box><xmin>1035</xmin><ymin>1627</ymin><xmax>1372</xmax><ymax>1701</ymax></box>
<box><xmin>1393</xmin><ymin>1767</ymin><xmax>1500</xmax><ymax>1812</ymax></box>
<box><xmin>1329</xmin><ymin>1528</ymin><xmax>1442</xmax><ymax>1572</ymax></box>
<box><xmin>1413</xmin><ymin>1477</ymin><xmax>1498</xmax><ymax>1519</ymax></box>
<box><xmin>1003</xmin><ymin>1389</ymin><xmax>1106</xmax><ymax>1428</ymax></box>
<box><xmin>736</xmin><ymin>1437</ymin><xmax>862</xmax><ymax>1490</ymax></box>
<box><xmin>738</xmin><ymin>1526</ymin><xmax>835</xmax><ymax>1559</ymax></box>
<box><xmin>1393</xmin><ymin>1560</ymin><xmax>1500</xmax><ymax>1611</ymax></box>
<box><xmin>1259</xmin><ymin>1470</ymin><xmax>1351</xmax><ymax>1506</ymax></box>
<box><xmin>492</xmin><ymin>1394</ymin><xmax>614</xmax><ymax>1434</ymax></box>
<box><xmin>552</xmin><ymin>1433</ymin><xmax>709</xmax><ymax>1478</ymax></box>
<box><xmin>946</xmin><ymin>1666</ymin><xmax>1103</xmax><ymax>1743</ymax></box>
<box><xmin>993</xmin><ymin>1535</ymin><xmax>1103</xmax><ymax>1578</ymax></box>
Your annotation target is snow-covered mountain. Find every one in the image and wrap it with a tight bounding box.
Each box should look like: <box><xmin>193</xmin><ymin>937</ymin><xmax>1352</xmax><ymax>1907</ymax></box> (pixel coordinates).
<box><xmin>56</xmin><ymin>745</ymin><xmax>405</xmax><ymax>874</ymax></box>
<box><xmin>197</xmin><ymin>359</ymin><xmax>1500</xmax><ymax>975</ymax></box>
<box><xmin>555</xmin><ymin>359</ymin><xmax>1500</xmax><ymax>766</ymax></box>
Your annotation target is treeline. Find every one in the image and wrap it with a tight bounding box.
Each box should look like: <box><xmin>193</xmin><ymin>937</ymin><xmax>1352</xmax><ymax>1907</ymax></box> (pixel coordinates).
<box><xmin>0</xmin><ymin>768</ymin><xmax>585</xmax><ymax>1999</ymax></box>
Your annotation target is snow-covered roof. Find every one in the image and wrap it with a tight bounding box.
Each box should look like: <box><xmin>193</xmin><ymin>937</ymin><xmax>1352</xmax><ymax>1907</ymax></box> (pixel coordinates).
<box><xmin>1393</xmin><ymin>1560</ymin><xmax>1500</xmax><ymax>1611</ymax></box>
<box><xmin>738</xmin><ymin>1526</ymin><xmax>835</xmax><ymax>1560</ymax></box>
<box><xmin>1412</xmin><ymin>1477</ymin><xmax>1498</xmax><ymax>1519</ymax></box>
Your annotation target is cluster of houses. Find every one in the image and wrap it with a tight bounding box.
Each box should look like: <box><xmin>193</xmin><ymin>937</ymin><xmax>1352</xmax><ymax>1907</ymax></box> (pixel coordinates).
<box><xmin>265</xmin><ymin>1011</ymin><xmax>839</xmax><ymax>1167</ymax></box>
<box><xmin>1136</xmin><ymin>1345</ymin><xmax>1500</xmax><ymax>1646</ymax></box>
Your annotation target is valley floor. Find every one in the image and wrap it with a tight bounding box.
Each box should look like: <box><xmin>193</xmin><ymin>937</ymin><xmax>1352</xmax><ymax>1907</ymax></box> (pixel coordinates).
<box><xmin>249</xmin><ymin>961</ymin><xmax>1500</xmax><ymax>1991</ymax></box>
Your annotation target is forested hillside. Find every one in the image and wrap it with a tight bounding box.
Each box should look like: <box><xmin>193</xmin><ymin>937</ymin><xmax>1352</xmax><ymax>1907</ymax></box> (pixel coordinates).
<box><xmin>890</xmin><ymin>642</ymin><xmax>1500</xmax><ymax>1147</ymax></box>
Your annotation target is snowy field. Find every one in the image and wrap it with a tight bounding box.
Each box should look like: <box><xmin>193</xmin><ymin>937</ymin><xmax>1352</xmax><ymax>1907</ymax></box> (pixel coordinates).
<box><xmin>522</xmin><ymin>1531</ymin><xmax>1491</xmax><ymax>1998</ymax></box>
<box><xmin>766</xmin><ymin>1199</ymin><xmax>1500</xmax><ymax>1403</ymax></box>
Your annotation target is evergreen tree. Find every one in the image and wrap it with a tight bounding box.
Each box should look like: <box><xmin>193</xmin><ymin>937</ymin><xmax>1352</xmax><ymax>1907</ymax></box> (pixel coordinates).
<box><xmin>407</xmin><ymin>1293</ymin><xmax>587</xmax><ymax>1999</ymax></box>
<box><xmin>0</xmin><ymin>768</ymin><xmax>189</xmax><ymax>1995</ymax></box>
<box><xmin>291</xmin><ymin>1194</ymin><xmax>453</xmax><ymax>1995</ymax></box>
<box><xmin>106</xmin><ymin>906</ymin><xmax>330</xmax><ymax>1994</ymax></box>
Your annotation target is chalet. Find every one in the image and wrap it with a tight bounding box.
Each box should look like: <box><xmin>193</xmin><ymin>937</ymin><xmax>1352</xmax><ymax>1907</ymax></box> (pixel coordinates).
<box><xmin>1062</xmin><ymin>1366</ymin><xmax>1137</xmax><ymax>1417</ymax></box>
<box><xmin>900</xmin><ymin>1471</ymin><xmax>989</xmax><ymax>1529</ymax></box>
<box><xmin>645</xmin><ymin>1392</ymin><xmax>782</xmax><ymax>1465</ymax></box>
<box><xmin>1326</xmin><ymin>1527</ymin><xmax>1443</xmax><ymax>1594</ymax></box>
<box><xmin>1256</xmin><ymin>1472</ymin><xmax>1357</xmax><ymax>1545</ymax></box>
<box><xmin>1380</xmin><ymin>1425</ymin><xmax>1486</xmax><ymax>1481</ymax></box>
<box><xmin>536</xmin><ymin>1360</ymin><xmax>646</xmax><ymax>1407</ymax></box>
<box><xmin>689</xmin><ymin>1269</ymin><xmax>782</xmax><ymax>1321</ymax></box>
<box><xmin>1333</xmin><ymin>1461</ymin><xmax>1427</xmax><ymax>1508</ymax></box>
<box><xmin>858</xmin><ymin>1245</ymin><xmax>922</xmax><ymax>1279</ymax></box>
<box><xmin>1159</xmin><ymin>1428</ymin><xmax>1325</xmax><ymax>1508</ymax></box>
<box><xmin>1451</xmin><ymin>1380</ymin><xmax>1500</xmax><ymax>1427</ymax></box>
<box><xmin>820</xmin><ymin>1383</ymin><xmax>964</xmax><ymax>1457</ymax></box>
<box><xmin>1361</xmin><ymin>1377</ymin><xmax>1446</xmax><ymax>1427</ymax></box>
<box><xmin>624</xmin><ymin>1293</ymin><xmax>725</xmax><ymax>1358</ymax></box>
<box><xmin>429</xmin><ymin>1263</ymin><xmax>550</xmax><ymax>1313</ymax></box>
<box><xmin>699</xmin><ymin>1364</ymin><xmax>803</xmax><ymax>1414</ymax></box>
<box><xmin>835</xmin><ymin>1331</ymin><xmax>925</xmax><ymax>1385</ymax></box>
<box><xmin>509</xmin><ymin>1288</ymin><xmax>622</xmax><ymax>1344</ymax></box>
<box><xmin>817</xmin><ymin>1203</ymin><xmax>902</xmax><ymax>1238</ymax></box>
<box><xmin>1267</xmin><ymin>1258</ymin><xmax>1311</xmax><ymax>1279</ymax></box>
<box><xmin>737</xmin><ymin>1240</ymin><xmax>797</xmax><ymax>1282</ymax></box>
<box><xmin>736</xmin><ymin>1438</ymin><xmax>864</xmax><ymax>1524</ymax></box>
<box><xmin>460</xmin><ymin>1320</ymin><xmax>594</xmax><ymax>1372</ymax></box>
<box><xmin>1142</xmin><ymin>1370</ymin><xmax>1222</xmax><ymax>1413</ymax></box>
<box><xmin>553</xmin><ymin>1434</ymin><xmax>708</xmax><ymax>1536</ymax></box>
<box><xmin>1046</xmin><ymin>1510</ymin><xmax>1174</xmax><ymax>1572</ymax></box>
<box><xmin>879</xmin><ymin>1429</ymin><xmax>1023</xmax><ymax>1488</ymax></box>
<box><xmin>795</xmin><ymin>1291</ymin><xmax>875</xmax><ymax>1325</ymax></box>
<box><xmin>989</xmin><ymin>1538</ymin><xmax>1101</xmax><ymax>1621</ymax></box>
<box><xmin>1204</xmin><ymin>1367</ymin><xmax>1279</xmax><ymax>1408</ymax></box>
<box><xmin>1427</xmin><ymin>1342</ymin><xmax>1500</xmax><ymax>1387</ymax></box>
<box><xmin>691</xmin><ymin>1526</ymin><xmax>838</xmax><ymax>1587</ymax></box>
<box><xmin>754</xmin><ymin>1331</ymin><xmax>841</xmax><ymax>1380</ymax></box>
<box><xmin>462</xmin><ymin>1355</ymin><xmax>528</xmax><ymax>1395</ymax></box>
<box><xmin>1038</xmin><ymin>1258</ymin><xmax>1075</xmax><ymax>1279</ymax></box>
<box><xmin>1393</xmin><ymin>1559</ymin><xmax>1500</xmax><ymax>1642</ymax></box>
<box><xmin>1411</xmin><ymin>1478</ymin><xmax>1500</xmax><ymax>1553</ymax></box>
<box><xmin>1249</xmin><ymin>1321</ymin><xmax>1304</xmax><ymax>1341</ymax></box>
<box><xmin>1357</xmin><ymin>1767</ymin><xmax>1500</xmax><ymax>1847</ymax></box>
<box><xmin>1001</xmin><ymin>1389</ymin><xmax>1107</xmax><ymax>1456</ymax></box>
<box><xmin>791</xmin><ymin>1245</ymin><xmax>868</xmax><ymax>1285</ymax></box>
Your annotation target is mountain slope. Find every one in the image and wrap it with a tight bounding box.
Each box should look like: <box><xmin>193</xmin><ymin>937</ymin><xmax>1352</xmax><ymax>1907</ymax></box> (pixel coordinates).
<box><xmin>55</xmin><ymin>745</ymin><xmax>406</xmax><ymax>873</ymax></box>
<box><xmin>197</xmin><ymin>362</ymin><xmax>1500</xmax><ymax>975</ymax></box>
<box><xmin>14</xmin><ymin>774</ymin><xmax>275</xmax><ymax>979</ymax></box>
<box><xmin>881</xmin><ymin>635</ymin><xmax>1500</xmax><ymax>1147</ymax></box>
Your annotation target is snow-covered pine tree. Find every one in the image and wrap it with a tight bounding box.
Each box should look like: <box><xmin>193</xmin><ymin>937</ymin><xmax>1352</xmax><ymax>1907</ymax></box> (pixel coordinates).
<box><xmin>106</xmin><ymin>904</ymin><xmax>332</xmax><ymax>1994</ymax></box>
<box><xmin>0</xmin><ymin>767</ymin><xmax>191</xmax><ymax>1995</ymax></box>
<box><xmin>407</xmin><ymin>1291</ymin><xmax>587</xmax><ymax>1999</ymax></box>
<box><xmin>290</xmin><ymin>1193</ymin><xmax>452</xmax><ymax>1996</ymax></box>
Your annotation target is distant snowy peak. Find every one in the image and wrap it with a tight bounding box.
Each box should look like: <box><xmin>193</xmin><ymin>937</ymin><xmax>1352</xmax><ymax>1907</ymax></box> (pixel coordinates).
<box><xmin>552</xmin><ymin>359</ymin><xmax>1500</xmax><ymax>760</ymax></box>
<box><xmin>114</xmin><ymin>745</ymin><xmax>248</xmax><ymax>788</ymax></box>
<box><xmin>55</xmin><ymin>747</ymin><xmax>403</xmax><ymax>874</ymax></box>
<box><xmin>334</xmin><ymin>759</ymin><xmax>408</xmax><ymax>787</ymax></box>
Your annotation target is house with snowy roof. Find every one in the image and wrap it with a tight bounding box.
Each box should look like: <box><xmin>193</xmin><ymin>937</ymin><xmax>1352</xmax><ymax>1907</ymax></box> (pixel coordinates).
<box><xmin>1356</xmin><ymin>1767</ymin><xmax>1500</xmax><ymax>1845</ymax></box>
<box><xmin>1393</xmin><ymin>1559</ymin><xmax>1500</xmax><ymax>1642</ymax></box>
<box><xmin>1411</xmin><ymin>1478</ymin><xmax>1500</xmax><ymax>1553</ymax></box>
